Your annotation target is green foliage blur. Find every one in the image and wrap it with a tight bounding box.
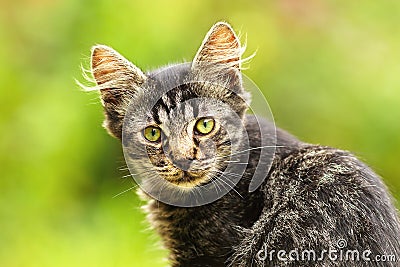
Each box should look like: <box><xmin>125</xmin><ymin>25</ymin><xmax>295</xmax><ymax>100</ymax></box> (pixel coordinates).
<box><xmin>1</xmin><ymin>0</ymin><xmax>400</xmax><ymax>266</ymax></box>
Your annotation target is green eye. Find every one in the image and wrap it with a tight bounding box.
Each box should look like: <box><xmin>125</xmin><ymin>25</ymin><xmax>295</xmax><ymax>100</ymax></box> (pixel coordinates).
<box><xmin>144</xmin><ymin>126</ymin><xmax>161</xmax><ymax>142</ymax></box>
<box><xmin>195</xmin><ymin>118</ymin><xmax>215</xmax><ymax>135</ymax></box>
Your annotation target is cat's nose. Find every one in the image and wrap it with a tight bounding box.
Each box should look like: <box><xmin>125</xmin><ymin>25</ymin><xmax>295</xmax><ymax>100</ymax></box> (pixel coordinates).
<box><xmin>172</xmin><ymin>158</ymin><xmax>192</xmax><ymax>170</ymax></box>
<box><xmin>167</xmin><ymin>152</ymin><xmax>193</xmax><ymax>170</ymax></box>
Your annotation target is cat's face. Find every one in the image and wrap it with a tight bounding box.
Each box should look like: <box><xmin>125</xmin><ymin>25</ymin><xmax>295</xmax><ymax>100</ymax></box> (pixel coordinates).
<box><xmin>90</xmin><ymin>22</ymin><xmax>250</xmax><ymax>190</ymax></box>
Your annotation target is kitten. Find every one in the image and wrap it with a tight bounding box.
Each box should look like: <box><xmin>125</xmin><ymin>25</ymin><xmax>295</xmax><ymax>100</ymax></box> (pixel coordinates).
<box><xmin>85</xmin><ymin>22</ymin><xmax>400</xmax><ymax>266</ymax></box>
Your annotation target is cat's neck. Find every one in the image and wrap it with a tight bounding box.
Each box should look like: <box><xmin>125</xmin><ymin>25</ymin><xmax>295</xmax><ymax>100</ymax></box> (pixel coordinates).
<box><xmin>142</xmin><ymin>183</ymin><xmax>263</xmax><ymax>266</ymax></box>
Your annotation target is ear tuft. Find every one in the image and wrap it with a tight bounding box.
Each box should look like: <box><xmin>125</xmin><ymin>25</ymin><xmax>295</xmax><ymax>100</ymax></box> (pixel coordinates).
<box><xmin>193</xmin><ymin>22</ymin><xmax>243</xmax><ymax>70</ymax></box>
<box><xmin>91</xmin><ymin>45</ymin><xmax>146</xmax><ymax>88</ymax></box>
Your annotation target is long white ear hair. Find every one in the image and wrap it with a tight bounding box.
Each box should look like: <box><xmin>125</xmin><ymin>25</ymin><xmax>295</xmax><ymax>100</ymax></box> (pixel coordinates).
<box><xmin>90</xmin><ymin>44</ymin><xmax>147</xmax><ymax>91</ymax></box>
<box><xmin>192</xmin><ymin>22</ymin><xmax>251</xmax><ymax>71</ymax></box>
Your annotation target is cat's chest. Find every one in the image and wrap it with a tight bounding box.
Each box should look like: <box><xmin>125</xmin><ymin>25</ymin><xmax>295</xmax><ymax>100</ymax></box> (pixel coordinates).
<box><xmin>146</xmin><ymin>191</ymin><xmax>262</xmax><ymax>249</ymax></box>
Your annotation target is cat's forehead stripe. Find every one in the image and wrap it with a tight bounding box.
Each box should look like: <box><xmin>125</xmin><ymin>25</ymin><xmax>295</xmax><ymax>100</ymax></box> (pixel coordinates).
<box><xmin>150</xmin><ymin>86</ymin><xmax>199</xmax><ymax>124</ymax></box>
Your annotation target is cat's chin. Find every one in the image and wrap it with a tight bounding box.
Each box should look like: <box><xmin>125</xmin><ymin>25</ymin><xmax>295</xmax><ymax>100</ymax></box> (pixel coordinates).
<box><xmin>165</xmin><ymin>171</ymin><xmax>210</xmax><ymax>189</ymax></box>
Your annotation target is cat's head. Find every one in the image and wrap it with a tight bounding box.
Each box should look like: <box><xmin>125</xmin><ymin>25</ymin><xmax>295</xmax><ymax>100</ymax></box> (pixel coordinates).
<box><xmin>89</xmin><ymin>22</ymin><xmax>252</xmax><ymax>191</ymax></box>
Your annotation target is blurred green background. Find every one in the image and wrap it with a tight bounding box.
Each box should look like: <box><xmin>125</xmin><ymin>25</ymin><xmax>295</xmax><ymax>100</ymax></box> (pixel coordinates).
<box><xmin>1</xmin><ymin>0</ymin><xmax>400</xmax><ymax>266</ymax></box>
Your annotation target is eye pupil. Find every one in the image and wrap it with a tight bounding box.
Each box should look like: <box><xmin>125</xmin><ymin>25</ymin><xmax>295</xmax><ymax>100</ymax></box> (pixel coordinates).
<box><xmin>144</xmin><ymin>126</ymin><xmax>161</xmax><ymax>142</ymax></box>
<box><xmin>195</xmin><ymin>117</ymin><xmax>215</xmax><ymax>135</ymax></box>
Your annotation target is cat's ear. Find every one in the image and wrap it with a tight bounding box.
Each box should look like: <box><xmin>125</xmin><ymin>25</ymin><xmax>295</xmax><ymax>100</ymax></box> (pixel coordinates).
<box><xmin>192</xmin><ymin>22</ymin><xmax>249</xmax><ymax>115</ymax></box>
<box><xmin>192</xmin><ymin>22</ymin><xmax>243</xmax><ymax>72</ymax></box>
<box><xmin>91</xmin><ymin>45</ymin><xmax>147</xmax><ymax>139</ymax></box>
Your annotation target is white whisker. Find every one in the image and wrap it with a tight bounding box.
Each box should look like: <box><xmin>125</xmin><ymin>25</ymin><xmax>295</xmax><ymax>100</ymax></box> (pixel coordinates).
<box><xmin>216</xmin><ymin>175</ymin><xmax>243</xmax><ymax>199</ymax></box>
<box><xmin>113</xmin><ymin>184</ymin><xmax>139</xmax><ymax>198</ymax></box>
